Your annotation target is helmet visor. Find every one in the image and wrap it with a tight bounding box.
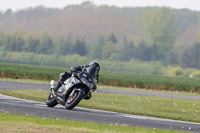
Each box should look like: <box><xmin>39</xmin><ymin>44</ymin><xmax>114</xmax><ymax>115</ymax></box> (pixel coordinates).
<box><xmin>87</xmin><ymin>67</ymin><xmax>99</xmax><ymax>78</ymax></box>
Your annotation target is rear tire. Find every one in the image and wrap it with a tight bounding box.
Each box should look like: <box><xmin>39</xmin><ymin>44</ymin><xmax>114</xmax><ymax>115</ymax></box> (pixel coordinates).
<box><xmin>46</xmin><ymin>93</ymin><xmax>58</xmax><ymax>107</ymax></box>
<box><xmin>65</xmin><ymin>90</ymin><xmax>84</xmax><ymax>110</ymax></box>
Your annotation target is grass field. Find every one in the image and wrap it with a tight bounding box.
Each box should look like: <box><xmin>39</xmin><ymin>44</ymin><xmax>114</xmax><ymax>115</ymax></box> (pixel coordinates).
<box><xmin>101</xmin><ymin>71</ymin><xmax>200</xmax><ymax>92</ymax></box>
<box><xmin>1</xmin><ymin>77</ymin><xmax>200</xmax><ymax>96</ymax></box>
<box><xmin>0</xmin><ymin>89</ymin><xmax>199</xmax><ymax>123</ymax></box>
<box><xmin>1</xmin><ymin>62</ymin><xmax>200</xmax><ymax>92</ymax></box>
<box><xmin>0</xmin><ymin>112</ymin><xmax>185</xmax><ymax>133</ymax></box>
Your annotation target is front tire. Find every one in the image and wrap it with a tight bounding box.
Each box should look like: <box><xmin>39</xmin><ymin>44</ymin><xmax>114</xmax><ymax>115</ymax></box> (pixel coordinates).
<box><xmin>65</xmin><ymin>90</ymin><xmax>84</xmax><ymax>110</ymax></box>
<box><xmin>46</xmin><ymin>93</ymin><xmax>58</xmax><ymax>107</ymax></box>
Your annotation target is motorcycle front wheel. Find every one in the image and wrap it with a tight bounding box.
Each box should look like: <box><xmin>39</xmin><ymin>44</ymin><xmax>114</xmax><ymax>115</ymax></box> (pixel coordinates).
<box><xmin>46</xmin><ymin>93</ymin><xmax>58</xmax><ymax>107</ymax></box>
<box><xmin>65</xmin><ymin>90</ymin><xmax>84</xmax><ymax>110</ymax></box>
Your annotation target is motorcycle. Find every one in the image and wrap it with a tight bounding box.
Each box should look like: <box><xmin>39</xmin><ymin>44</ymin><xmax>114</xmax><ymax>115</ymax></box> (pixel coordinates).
<box><xmin>45</xmin><ymin>70</ymin><xmax>97</xmax><ymax>110</ymax></box>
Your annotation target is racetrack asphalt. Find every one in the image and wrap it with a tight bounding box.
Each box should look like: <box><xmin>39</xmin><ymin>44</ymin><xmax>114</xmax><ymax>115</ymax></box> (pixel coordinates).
<box><xmin>0</xmin><ymin>80</ymin><xmax>200</xmax><ymax>132</ymax></box>
<box><xmin>0</xmin><ymin>80</ymin><xmax>200</xmax><ymax>100</ymax></box>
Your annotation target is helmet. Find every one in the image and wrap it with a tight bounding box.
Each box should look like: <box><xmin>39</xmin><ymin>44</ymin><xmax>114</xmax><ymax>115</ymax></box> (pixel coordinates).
<box><xmin>89</xmin><ymin>61</ymin><xmax>100</xmax><ymax>69</ymax></box>
<box><xmin>86</xmin><ymin>61</ymin><xmax>100</xmax><ymax>78</ymax></box>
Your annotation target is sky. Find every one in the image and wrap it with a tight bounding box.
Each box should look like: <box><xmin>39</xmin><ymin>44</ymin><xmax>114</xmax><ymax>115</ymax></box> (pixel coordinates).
<box><xmin>1</xmin><ymin>0</ymin><xmax>200</xmax><ymax>12</ymax></box>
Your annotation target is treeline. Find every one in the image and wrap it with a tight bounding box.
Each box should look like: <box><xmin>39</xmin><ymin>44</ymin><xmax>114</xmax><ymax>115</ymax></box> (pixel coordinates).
<box><xmin>1</xmin><ymin>31</ymin><xmax>200</xmax><ymax>69</ymax></box>
<box><xmin>1</xmin><ymin>2</ymin><xmax>200</xmax><ymax>69</ymax></box>
<box><xmin>0</xmin><ymin>32</ymin><xmax>87</xmax><ymax>56</ymax></box>
<box><xmin>0</xmin><ymin>32</ymin><xmax>175</xmax><ymax>64</ymax></box>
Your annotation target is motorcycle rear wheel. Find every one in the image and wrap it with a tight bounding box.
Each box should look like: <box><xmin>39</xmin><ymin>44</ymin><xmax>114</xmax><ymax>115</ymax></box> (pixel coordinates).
<box><xmin>46</xmin><ymin>93</ymin><xmax>58</xmax><ymax>107</ymax></box>
<box><xmin>65</xmin><ymin>90</ymin><xmax>84</xmax><ymax>110</ymax></box>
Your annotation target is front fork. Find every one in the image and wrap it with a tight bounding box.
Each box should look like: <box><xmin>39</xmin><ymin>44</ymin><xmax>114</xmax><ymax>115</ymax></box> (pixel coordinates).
<box><xmin>68</xmin><ymin>88</ymin><xmax>87</xmax><ymax>100</ymax></box>
<box><xmin>50</xmin><ymin>80</ymin><xmax>56</xmax><ymax>96</ymax></box>
<box><xmin>69</xmin><ymin>90</ymin><xmax>75</xmax><ymax>97</ymax></box>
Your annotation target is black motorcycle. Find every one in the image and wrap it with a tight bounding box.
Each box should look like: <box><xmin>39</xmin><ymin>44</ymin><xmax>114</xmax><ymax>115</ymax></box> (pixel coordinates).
<box><xmin>45</xmin><ymin>70</ymin><xmax>96</xmax><ymax>110</ymax></box>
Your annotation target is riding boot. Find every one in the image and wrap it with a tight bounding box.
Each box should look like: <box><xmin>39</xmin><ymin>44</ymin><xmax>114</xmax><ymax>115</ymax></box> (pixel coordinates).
<box><xmin>52</xmin><ymin>71</ymin><xmax>71</xmax><ymax>93</ymax></box>
<box><xmin>84</xmin><ymin>92</ymin><xmax>92</xmax><ymax>100</ymax></box>
<box><xmin>52</xmin><ymin>80</ymin><xmax>62</xmax><ymax>92</ymax></box>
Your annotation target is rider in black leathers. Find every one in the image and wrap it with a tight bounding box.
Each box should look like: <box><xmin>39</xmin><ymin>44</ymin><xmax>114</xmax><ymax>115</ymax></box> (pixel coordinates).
<box><xmin>51</xmin><ymin>61</ymin><xmax>100</xmax><ymax>99</ymax></box>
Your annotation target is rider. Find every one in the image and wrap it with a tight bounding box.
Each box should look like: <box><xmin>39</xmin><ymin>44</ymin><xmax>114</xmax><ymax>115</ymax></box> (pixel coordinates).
<box><xmin>51</xmin><ymin>61</ymin><xmax>100</xmax><ymax>99</ymax></box>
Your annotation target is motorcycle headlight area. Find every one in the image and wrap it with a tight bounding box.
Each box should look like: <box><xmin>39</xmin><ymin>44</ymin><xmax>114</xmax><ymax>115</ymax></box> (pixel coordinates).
<box><xmin>81</xmin><ymin>77</ymin><xmax>93</xmax><ymax>89</ymax></box>
<box><xmin>64</xmin><ymin>77</ymin><xmax>81</xmax><ymax>88</ymax></box>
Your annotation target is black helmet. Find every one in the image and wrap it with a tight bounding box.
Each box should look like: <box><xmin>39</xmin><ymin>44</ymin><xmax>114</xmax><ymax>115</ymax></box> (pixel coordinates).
<box><xmin>87</xmin><ymin>61</ymin><xmax>100</xmax><ymax>78</ymax></box>
<box><xmin>89</xmin><ymin>61</ymin><xmax>100</xmax><ymax>69</ymax></box>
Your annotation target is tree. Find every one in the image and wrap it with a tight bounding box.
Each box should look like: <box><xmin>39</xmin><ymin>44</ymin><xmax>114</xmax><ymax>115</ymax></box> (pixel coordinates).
<box><xmin>4</xmin><ymin>9</ymin><xmax>12</xmax><ymax>17</ymax></box>
<box><xmin>13</xmin><ymin>33</ymin><xmax>25</xmax><ymax>52</ymax></box>
<box><xmin>73</xmin><ymin>39</ymin><xmax>88</xmax><ymax>56</ymax></box>
<box><xmin>134</xmin><ymin>41</ymin><xmax>150</xmax><ymax>61</ymax></box>
<box><xmin>101</xmin><ymin>41</ymin><xmax>116</xmax><ymax>59</ymax></box>
<box><xmin>107</xmin><ymin>33</ymin><xmax>117</xmax><ymax>44</ymax></box>
<box><xmin>164</xmin><ymin>50</ymin><xmax>178</xmax><ymax>66</ymax></box>
<box><xmin>37</xmin><ymin>32</ymin><xmax>54</xmax><ymax>54</ymax></box>
<box><xmin>178</xmin><ymin>25</ymin><xmax>198</xmax><ymax>61</ymax></box>
<box><xmin>180</xmin><ymin>43</ymin><xmax>200</xmax><ymax>69</ymax></box>
<box><xmin>1</xmin><ymin>32</ymin><xmax>25</xmax><ymax>52</ymax></box>
<box><xmin>24</xmin><ymin>34</ymin><xmax>40</xmax><ymax>53</ymax></box>
<box><xmin>136</xmin><ymin>7</ymin><xmax>177</xmax><ymax>60</ymax></box>
<box><xmin>110</xmin><ymin>38</ymin><xmax>135</xmax><ymax>61</ymax></box>
<box><xmin>89</xmin><ymin>37</ymin><xmax>105</xmax><ymax>59</ymax></box>
<box><xmin>196</xmin><ymin>15</ymin><xmax>200</xmax><ymax>42</ymax></box>
<box><xmin>149</xmin><ymin>43</ymin><xmax>159</xmax><ymax>60</ymax></box>
<box><xmin>55</xmin><ymin>36</ymin><xmax>73</xmax><ymax>56</ymax></box>
<box><xmin>0</xmin><ymin>34</ymin><xmax>2</xmax><ymax>47</ymax></box>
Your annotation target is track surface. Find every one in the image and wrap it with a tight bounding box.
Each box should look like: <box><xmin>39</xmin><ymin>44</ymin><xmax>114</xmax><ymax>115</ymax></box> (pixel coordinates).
<box><xmin>0</xmin><ymin>80</ymin><xmax>200</xmax><ymax>132</ymax></box>
<box><xmin>1</xmin><ymin>80</ymin><xmax>200</xmax><ymax>100</ymax></box>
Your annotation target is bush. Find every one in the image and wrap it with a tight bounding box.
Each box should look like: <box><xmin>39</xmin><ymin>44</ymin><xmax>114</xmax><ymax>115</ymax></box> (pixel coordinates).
<box><xmin>168</xmin><ymin>67</ymin><xmax>183</xmax><ymax>76</ymax></box>
<box><xmin>189</xmin><ymin>71</ymin><xmax>200</xmax><ymax>78</ymax></box>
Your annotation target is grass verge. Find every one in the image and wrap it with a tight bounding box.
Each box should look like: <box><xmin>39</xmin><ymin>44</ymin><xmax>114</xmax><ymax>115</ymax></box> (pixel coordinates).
<box><xmin>0</xmin><ymin>112</ymin><xmax>185</xmax><ymax>133</ymax></box>
<box><xmin>1</xmin><ymin>78</ymin><xmax>200</xmax><ymax>96</ymax></box>
<box><xmin>0</xmin><ymin>89</ymin><xmax>199</xmax><ymax>123</ymax></box>
<box><xmin>99</xmin><ymin>85</ymin><xmax>200</xmax><ymax>96</ymax></box>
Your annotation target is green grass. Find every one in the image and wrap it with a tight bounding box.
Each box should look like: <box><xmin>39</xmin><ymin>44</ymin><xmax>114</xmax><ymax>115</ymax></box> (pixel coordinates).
<box><xmin>0</xmin><ymin>90</ymin><xmax>199</xmax><ymax>123</ymax></box>
<box><xmin>99</xmin><ymin>85</ymin><xmax>200</xmax><ymax>96</ymax></box>
<box><xmin>0</xmin><ymin>112</ymin><xmax>185</xmax><ymax>133</ymax></box>
<box><xmin>1</xmin><ymin>77</ymin><xmax>200</xmax><ymax>96</ymax></box>
<box><xmin>100</xmin><ymin>71</ymin><xmax>200</xmax><ymax>92</ymax></box>
<box><xmin>1</xmin><ymin>62</ymin><xmax>200</xmax><ymax>92</ymax></box>
<box><xmin>0</xmin><ymin>77</ymin><xmax>50</xmax><ymax>84</ymax></box>
<box><xmin>0</xmin><ymin>62</ymin><xmax>66</xmax><ymax>80</ymax></box>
